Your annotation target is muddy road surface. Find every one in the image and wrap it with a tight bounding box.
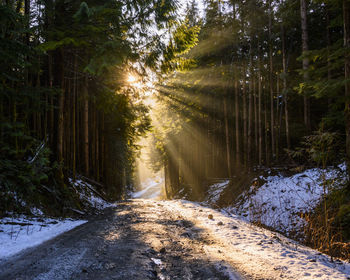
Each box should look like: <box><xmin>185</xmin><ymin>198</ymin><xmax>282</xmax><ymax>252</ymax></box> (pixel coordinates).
<box><xmin>0</xmin><ymin>200</ymin><xmax>244</xmax><ymax>280</ymax></box>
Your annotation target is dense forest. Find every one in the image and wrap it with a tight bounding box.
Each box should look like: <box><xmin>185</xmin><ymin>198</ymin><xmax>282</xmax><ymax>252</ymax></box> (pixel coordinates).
<box><xmin>0</xmin><ymin>0</ymin><xmax>187</xmax><ymax>214</ymax></box>
<box><xmin>1</xmin><ymin>0</ymin><xmax>350</xmax><ymax>258</ymax></box>
<box><xmin>152</xmin><ymin>0</ymin><xmax>350</xmax><ymax>200</ymax></box>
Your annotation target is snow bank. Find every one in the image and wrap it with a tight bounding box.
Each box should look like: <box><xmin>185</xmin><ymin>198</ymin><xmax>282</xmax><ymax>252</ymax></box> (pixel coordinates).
<box><xmin>203</xmin><ymin>180</ymin><xmax>229</xmax><ymax>206</ymax></box>
<box><xmin>0</xmin><ymin>216</ymin><xmax>86</xmax><ymax>259</ymax></box>
<box><xmin>69</xmin><ymin>178</ymin><xmax>115</xmax><ymax>210</ymax></box>
<box><xmin>202</xmin><ymin>165</ymin><xmax>346</xmax><ymax>237</ymax></box>
<box><xmin>159</xmin><ymin>199</ymin><xmax>350</xmax><ymax>280</ymax></box>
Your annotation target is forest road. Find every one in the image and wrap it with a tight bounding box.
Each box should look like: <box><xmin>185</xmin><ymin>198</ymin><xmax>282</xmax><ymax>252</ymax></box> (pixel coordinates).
<box><xmin>0</xmin><ymin>199</ymin><xmax>245</xmax><ymax>280</ymax></box>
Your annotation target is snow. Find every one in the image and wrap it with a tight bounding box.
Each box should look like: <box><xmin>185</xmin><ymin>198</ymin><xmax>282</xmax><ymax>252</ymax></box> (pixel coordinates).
<box><xmin>0</xmin><ymin>216</ymin><xmax>87</xmax><ymax>259</ymax></box>
<box><xmin>69</xmin><ymin>178</ymin><xmax>115</xmax><ymax>210</ymax></box>
<box><xmin>204</xmin><ymin>180</ymin><xmax>229</xmax><ymax>205</ymax></box>
<box><xmin>132</xmin><ymin>177</ymin><xmax>163</xmax><ymax>199</ymax></box>
<box><xmin>203</xmin><ymin>165</ymin><xmax>347</xmax><ymax>238</ymax></box>
<box><xmin>231</xmin><ymin>165</ymin><xmax>346</xmax><ymax>236</ymax></box>
<box><xmin>158</xmin><ymin>199</ymin><xmax>350</xmax><ymax>280</ymax></box>
<box><xmin>0</xmin><ymin>177</ymin><xmax>114</xmax><ymax>261</ymax></box>
<box><xmin>151</xmin><ymin>257</ymin><xmax>163</xmax><ymax>265</ymax></box>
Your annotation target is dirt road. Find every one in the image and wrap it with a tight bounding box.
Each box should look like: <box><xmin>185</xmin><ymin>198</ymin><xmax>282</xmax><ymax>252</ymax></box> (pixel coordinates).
<box><xmin>0</xmin><ymin>200</ymin><xmax>244</xmax><ymax>280</ymax></box>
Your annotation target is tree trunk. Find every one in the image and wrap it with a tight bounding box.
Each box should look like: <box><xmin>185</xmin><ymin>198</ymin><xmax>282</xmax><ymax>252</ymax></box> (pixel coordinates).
<box><xmin>276</xmin><ymin>74</ymin><xmax>280</xmax><ymax>160</ymax></box>
<box><xmin>101</xmin><ymin>112</ymin><xmax>105</xmax><ymax>181</ymax></box>
<box><xmin>57</xmin><ymin>50</ymin><xmax>64</xmax><ymax>165</ymax></box>
<box><xmin>258</xmin><ymin>60</ymin><xmax>262</xmax><ymax>165</ymax></box>
<box><xmin>300</xmin><ymin>0</ymin><xmax>311</xmax><ymax>131</ymax></box>
<box><xmin>344</xmin><ymin>0</ymin><xmax>350</xmax><ymax>176</ymax></box>
<box><xmin>72</xmin><ymin>55</ymin><xmax>77</xmax><ymax>178</ymax></box>
<box><xmin>282</xmin><ymin>24</ymin><xmax>291</xmax><ymax>150</ymax></box>
<box><xmin>269</xmin><ymin>0</ymin><xmax>275</xmax><ymax>159</ymax></box>
<box><xmin>235</xmin><ymin>77</ymin><xmax>240</xmax><ymax>167</ymax></box>
<box><xmin>248</xmin><ymin>76</ymin><xmax>253</xmax><ymax>167</ymax></box>
<box><xmin>48</xmin><ymin>53</ymin><xmax>54</xmax><ymax>147</ymax></box>
<box><xmin>83</xmin><ymin>76</ymin><xmax>89</xmax><ymax>175</ymax></box>
<box><xmin>248</xmin><ymin>44</ymin><xmax>253</xmax><ymax>166</ymax></box>
<box><xmin>223</xmin><ymin>97</ymin><xmax>232</xmax><ymax>177</ymax></box>
<box><xmin>164</xmin><ymin>161</ymin><xmax>171</xmax><ymax>198</ymax></box>
<box><xmin>254</xmin><ymin>76</ymin><xmax>258</xmax><ymax>163</ymax></box>
<box><xmin>243</xmin><ymin>78</ymin><xmax>247</xmax><ymax>166</ymax></box>
<box><xmin>264</xmin><ymin>82</ymin><xmax>269</xmax><ymax>164</ymax></box>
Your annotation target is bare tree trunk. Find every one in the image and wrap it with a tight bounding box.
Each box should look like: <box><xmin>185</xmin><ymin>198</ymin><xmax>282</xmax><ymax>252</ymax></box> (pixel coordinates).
<box><xmin>91</xmin><ymin>101</ymin><xmax>96</xmax><ymax>178</ymax></box>
<box><xmin>254</xmin><ymin>76</ymin><xmax>258</xmax><ymax>163</ymax></box>
<box><xmin>281</xmin><ymin>24</ymin><xmax>291</xmax><ymax>150</ymax></box>
<box><xmin>101</xmin><ymin>112</ymin><xmax>105</xmax><ymax>181</ymax></box>
<box><xmin>235</xmin><ymin>77</ymin><xmax>240</xmax><ymax>167</ymax></box>
<box><xmin>300</xmin><ymin>0</ymin><xmax>311</xmax><ymax>131</ymax></box>
<box><xmin>83</xmin><ymin>75</ymin><xmax>89</xmax><ymax>175</ymax></box>
<box><xmin>276</xmin><ymin>74</ymin><xmax>280</xmax><ymax>160</ymax></box>
<box><xmin>269</xmin><ymin>0</ymin><xmax>275</xmax><ymax>159</ymax></box>
<box><xmin>344</xmin><ymin>0</ymin><xmax>350</xmax><ymax>176</ymax></box>
<box><xmin>264</xmin><ymin>82</ymin><xmax>269</xmax><ymax>165</ymax></box>
<box><xmin>65</xmin><ymin>78</ymin><xmax>71</xmax><ymax>168</ymax></box>
<box><xmin>57</xmin><ymin>50</ymin><xmax>64</xmax><ymax>165</ymax></box>
<box><xmin>258</xmin><ymin>60</ymin><xmax>262</xmax><ymax>165</ymax></box>
<box><xmin>72</xmin><ymin>55</ymin><xmax>77</xmax><ymax>178</ymax></box>
<box><xmin>224</xmin><ymin>96</ymin><xmax>232</xmax><ymax>177</ymax></box>
<box><xmin>248</xmin><ymin>76</ymin><xmax>253</xmax><ymax>167</ymax></box>
<box><xmin>48</xmin><ymin>53</ymin><xmax>54</xmax><ymax>146</ymax></box>
<box><xmin>24</xmin><ymin>0</ymin><xmax>29</xmax><ymax>84</ymax></box>
<box><xmin>326</xmin><ymin>6</ymin><xmax>332</xmax><ymax>83</ymax></box>
<box><xmin>206</xmin><ymin>116</ymin><xmax>210</xmax><ymax>178</ymax></box>
<box><xmin>96</xmin><ymin>112</ymin><xmax>100</xmax><ymax>181</ymax></box>
<box><xmin>248</xmin><ymin>45</ymin><xmax>253</xmax><ymax>166</ymax></box>
<box><xmin>164</xmin><ymin>161</ymin><xmax>171</xmax><ymax>198</ymax></box>
<box><xmin>243</xmin><ymin>77</ymin><xmax>247</xmax><ymax>167</ymax></box>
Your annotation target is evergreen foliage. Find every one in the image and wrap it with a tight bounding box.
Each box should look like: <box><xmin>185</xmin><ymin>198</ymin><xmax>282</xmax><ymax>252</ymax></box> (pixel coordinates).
<box><xmin>0</xmin><ymin>0</ymin><xmax>180</xmax><ymax>214</ymax></box>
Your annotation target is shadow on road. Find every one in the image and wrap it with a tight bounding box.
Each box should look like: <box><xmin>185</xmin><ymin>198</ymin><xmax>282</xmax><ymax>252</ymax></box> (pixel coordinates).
<box><xmin>0</xmin><ymin>200</ymin><xmax>242</xmax><ymax>280</ymax></box>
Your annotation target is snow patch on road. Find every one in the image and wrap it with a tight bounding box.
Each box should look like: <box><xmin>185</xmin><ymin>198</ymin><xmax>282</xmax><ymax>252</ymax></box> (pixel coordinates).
<box><xmin>158</xmin><ymin>199</ymin><xmax>350</xmax><ymax>280</ymax></box>
<box><xmin>0</xmin><ymin>216</ymin><xmax>87</xmax><ymax>260</ymax></box>
<box><xmin>132</xmin><ymin>177</ymin><xmax>163</xmax><ymax>199</ymax></box>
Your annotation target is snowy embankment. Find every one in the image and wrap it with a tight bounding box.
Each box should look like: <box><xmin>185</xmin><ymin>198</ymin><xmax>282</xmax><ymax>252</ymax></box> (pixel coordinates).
<box><xmin>69</xmin><ymin>178</ymin><xmax>115</xmax><ymax>211</ymax></box>
<box><xmin>161</xmin><ymin>199</ymin><xmax>350</xmax><ymax>280</ymax></box>
<box><xmin>204</xmin><ymin>165</ymin><xmax>346</xmax><ymax>238</ymax></box>
<box><xmin>0</xmin><ymin>217</ymin><xmax>86</xmax><ymax>259</ymax></box>
<box><xmin>0</xmin><ymin>178</ymin><xmax>114</xmax><ymax>260</ymax></box>
<box><xmin>203</xmin><ymin>180</ymin><xmax>230</xmax><ymax>205</ymax></box>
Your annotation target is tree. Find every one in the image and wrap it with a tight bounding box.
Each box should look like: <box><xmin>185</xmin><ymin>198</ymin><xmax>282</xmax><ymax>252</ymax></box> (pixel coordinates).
<box><xmin>344</xmin><ymin>0</ymin><xmax>350</xmax><ymax>176</ymax></box>
<box><xmin>300</xmin><ymin>0</ymin><xmax>311</xmax><ymax>131</ymax></box>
